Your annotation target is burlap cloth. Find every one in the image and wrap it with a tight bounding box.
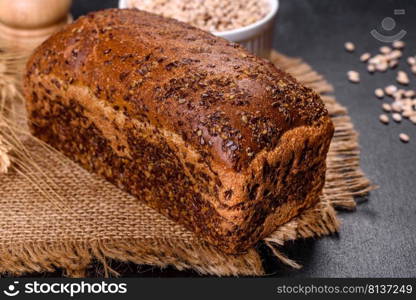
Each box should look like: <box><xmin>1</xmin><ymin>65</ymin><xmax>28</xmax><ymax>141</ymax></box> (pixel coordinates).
<box><xmin>0</xmin><ymin>50</ymin><xmax>373</xmax><ymax>277</ymax></box>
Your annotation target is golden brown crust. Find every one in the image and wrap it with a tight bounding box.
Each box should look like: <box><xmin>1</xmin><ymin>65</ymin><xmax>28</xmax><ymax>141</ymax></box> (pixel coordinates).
<box><xmin>24</xmin><ymin>9</ymin><xmax>334</xmax><ymax>253</ymax></box>
<box><xmin>26</xmin><ymin>8</ymin><xmax>329</xmax><ymax>171</ymax></box>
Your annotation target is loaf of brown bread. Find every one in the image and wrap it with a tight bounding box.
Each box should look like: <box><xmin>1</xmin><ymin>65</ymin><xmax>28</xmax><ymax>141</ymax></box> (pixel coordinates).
<box><xmin>24</xmin><ymin>9</ymin><xmax>334</xmax><ymax>254</ymax></box>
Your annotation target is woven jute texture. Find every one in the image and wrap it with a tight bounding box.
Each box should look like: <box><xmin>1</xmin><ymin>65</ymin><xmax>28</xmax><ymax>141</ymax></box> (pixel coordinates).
<box><xmin>0</xmin><ymin>50</ymin><xmax>373</xmax><ymax>277</ymax></box>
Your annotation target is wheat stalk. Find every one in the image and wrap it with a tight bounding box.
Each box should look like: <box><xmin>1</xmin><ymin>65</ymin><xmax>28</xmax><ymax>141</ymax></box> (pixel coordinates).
<box><xmin>0</xmin><ymin>44</ymin><xmax>66</xmax><ymax>209</ymax></box>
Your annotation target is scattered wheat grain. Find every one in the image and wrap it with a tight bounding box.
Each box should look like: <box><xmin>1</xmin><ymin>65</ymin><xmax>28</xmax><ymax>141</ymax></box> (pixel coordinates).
<box><xmin>375</xmin><ymin>88</ymin><xmax>384</xmax><ymax>99</ymax></box>
<box><xmin>345</xmin><ymin>42</ymin><xmax>355</xmax><ymax>52</ymax></box>
<box><xmin>347</xmin><ymin>70</ymin><xmax>360</xmax><ymax>83</ymax></box>
<box><xmin>397</xmin><ymin>70</ymin><xmax>410</xmax><ymax>85</ymax></box>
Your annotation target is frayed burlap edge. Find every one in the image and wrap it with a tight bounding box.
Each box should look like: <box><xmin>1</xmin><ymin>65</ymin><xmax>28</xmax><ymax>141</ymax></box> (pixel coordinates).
<box><xmin>0</xmin><ymin>50</ymin><xmax>373</xmax><ymax>277</ymax></box>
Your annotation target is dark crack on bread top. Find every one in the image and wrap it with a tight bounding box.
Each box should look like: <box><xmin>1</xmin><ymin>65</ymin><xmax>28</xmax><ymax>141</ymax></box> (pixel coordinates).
<box><xmin>26</xmin><ymin>8</ymin><xmax>329</xmax><ymax>171</ymax></box>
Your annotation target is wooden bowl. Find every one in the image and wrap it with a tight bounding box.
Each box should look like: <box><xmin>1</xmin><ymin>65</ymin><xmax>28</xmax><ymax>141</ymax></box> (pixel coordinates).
<box><xmin>0</xmin><ymin>0</ymin><xmax>72</xmax><ymax>29</ymax></box>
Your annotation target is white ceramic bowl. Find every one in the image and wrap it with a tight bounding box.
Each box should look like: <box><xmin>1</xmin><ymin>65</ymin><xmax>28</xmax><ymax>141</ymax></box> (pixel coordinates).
<box><xmin>119</xmin><ymin>0</ymin><xmax>278</xmax><ymax>58</ymax></box>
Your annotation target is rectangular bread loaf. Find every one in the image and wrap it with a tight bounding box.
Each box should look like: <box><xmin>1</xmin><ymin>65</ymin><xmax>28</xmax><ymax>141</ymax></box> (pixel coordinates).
<box><xmin>24</xmin><ymin>9</ymin><xmax>334</xmax><ymax>254</ymax></box>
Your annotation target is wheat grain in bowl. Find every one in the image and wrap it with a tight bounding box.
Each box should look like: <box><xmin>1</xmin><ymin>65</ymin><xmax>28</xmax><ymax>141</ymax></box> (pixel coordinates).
<box><xmin>126</xmin><ymin>0</ymin><xmax>270</xmax><ymax>32</ymax></box>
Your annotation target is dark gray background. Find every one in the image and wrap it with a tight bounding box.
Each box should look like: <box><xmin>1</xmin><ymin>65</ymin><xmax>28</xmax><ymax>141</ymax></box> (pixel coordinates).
<box><xmin>69</xmin><ymin>0</ymin><xmax>416</xmax><ymax>277</ymax></box>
